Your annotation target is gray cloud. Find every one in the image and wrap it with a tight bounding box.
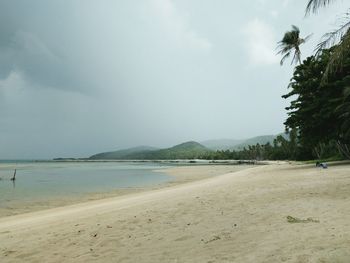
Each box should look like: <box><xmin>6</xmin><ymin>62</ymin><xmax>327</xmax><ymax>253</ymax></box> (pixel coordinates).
<box><xmin>0</xmin><ymin>0</ymin><xmax>347</xmax><ymax>159</ymax></box>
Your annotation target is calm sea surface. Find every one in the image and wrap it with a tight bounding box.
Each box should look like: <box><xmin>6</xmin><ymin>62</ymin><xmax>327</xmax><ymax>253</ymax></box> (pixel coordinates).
<box><xmin>0</xmin><ymin>161</ymin><xmax>171</xmax><ymax>205</ymax></box>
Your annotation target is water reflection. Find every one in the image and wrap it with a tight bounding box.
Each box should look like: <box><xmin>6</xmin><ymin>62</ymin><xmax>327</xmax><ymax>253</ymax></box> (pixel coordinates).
<box><xmin>0</xmin><ymin>162</ymin><xmax>171</xmax><ymax>203</ymax></box>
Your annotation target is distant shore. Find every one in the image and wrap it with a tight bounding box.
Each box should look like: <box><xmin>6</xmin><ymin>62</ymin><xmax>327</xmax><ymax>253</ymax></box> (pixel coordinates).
<box><xmin>1</xmin><ymin>163</ymin><xmax>349</xmax><ymax>262</ymax></box>
<box><xmin>52</xmin><ymin>158</ymin><xmax>270</xmax><ymax>164</ymax></box>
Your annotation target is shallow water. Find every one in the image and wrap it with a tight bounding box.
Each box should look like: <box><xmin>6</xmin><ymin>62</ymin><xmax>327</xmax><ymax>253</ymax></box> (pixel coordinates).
<box><xmin>0</xmin><ymin>161</ymin><xmax>171</xmax><ymax>207</ymax></box>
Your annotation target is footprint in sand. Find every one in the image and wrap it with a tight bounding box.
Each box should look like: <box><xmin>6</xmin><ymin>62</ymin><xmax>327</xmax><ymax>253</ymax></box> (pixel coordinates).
<box><xmin>3</xmin><ymin>250</ymin><xmax>16</xmax><ymax>256</ymax></box>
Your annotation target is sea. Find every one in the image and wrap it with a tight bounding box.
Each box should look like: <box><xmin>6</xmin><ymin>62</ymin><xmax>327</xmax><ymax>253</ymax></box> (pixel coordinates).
<box><xmin>0</xmin><ymin>161</ymin><xmax>172</xmax><ymax>214</ymax></box>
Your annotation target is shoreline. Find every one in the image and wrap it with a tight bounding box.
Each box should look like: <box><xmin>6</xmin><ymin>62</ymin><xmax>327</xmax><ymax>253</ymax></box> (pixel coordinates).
<box><xmin>0</xmin><ymin>164</ymin><xmax>253</xmax><ymax>218</ymax></box>
<box><xmin>0</xmin><ymin>164</ymin><xmax>262</xmax><ymax>228</ymax></box>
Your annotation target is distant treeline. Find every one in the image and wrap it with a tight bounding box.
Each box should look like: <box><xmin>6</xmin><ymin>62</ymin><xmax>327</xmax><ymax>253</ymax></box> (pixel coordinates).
<box><xmin>198</xmin><ymin>132</ymin><xmax>298</xmax><ymax>161</ymax></box>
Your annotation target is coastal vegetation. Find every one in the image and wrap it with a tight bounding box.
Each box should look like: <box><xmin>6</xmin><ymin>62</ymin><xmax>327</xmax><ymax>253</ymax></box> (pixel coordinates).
<box><xmin>275</xmin><ymin>0</ymin><xmax>350</xmax><ymax>160</ymax></box>
<box><xmin>200</xmin><ymin>133</ymin><xmax>297</xmax><ymax>161</ymax></box>
<box><xmin>283</xmin><ymin>48</ymin><xmax>350</xmax><ymax>160</ymax></box>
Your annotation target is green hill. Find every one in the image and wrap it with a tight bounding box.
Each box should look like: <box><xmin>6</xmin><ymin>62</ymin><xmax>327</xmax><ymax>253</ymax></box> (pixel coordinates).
<box><xmin>89</xmin><ymin>141</ymin><xmax>212</xmax><ymax>160</ymax></box>
<box><xmin>89</xmin><ymin>146</ymin><xmax>158</xmax><ymax>160</ymax></box>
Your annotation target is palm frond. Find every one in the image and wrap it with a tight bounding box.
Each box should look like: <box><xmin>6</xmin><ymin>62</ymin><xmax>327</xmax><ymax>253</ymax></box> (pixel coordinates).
<box><xmin>291</xmin><ymin>25</ymin><xmax>300</xmax><ymax>34</ymax></box>
<box><xmin>322</xmin><ymin>32</ymin><xmax>350</xmax><ymax>83</ymax></box>
<box><xmin>303</xmin><ymin>33</ymin><xmax>313</xmax><ymax>43</ymax></box>
<box><xmin>280</xmin><ymin>51</ymin><xmax>291</xmax><ymax>65</ymax></box>
<box><xmin>315</xmin><ymin>12</ymin><xmax>350</xmax><ymax>55</ymax></box>
<box><xmin>306</xmin><ymin>0</ymin><xmax>336</xmax><ymax>14</ymax></box>
<box><xmin>277</xmin><ymin>44</ymin><xmax>293</xmax><ymax>55</ymax></box>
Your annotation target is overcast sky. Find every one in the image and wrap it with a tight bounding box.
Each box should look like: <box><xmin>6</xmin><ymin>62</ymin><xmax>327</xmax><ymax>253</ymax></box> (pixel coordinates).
<box><xmin>0</xmin><ymin>0</ymin><xmax>347</xmax><ymax>159</ymax></box>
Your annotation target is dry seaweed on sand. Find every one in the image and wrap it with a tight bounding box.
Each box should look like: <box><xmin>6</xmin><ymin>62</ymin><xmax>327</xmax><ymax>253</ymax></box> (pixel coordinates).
<box><xmin>286</xmin><ymin>216</ymin><xmax>320</xmax><ymax>223</ymax></box>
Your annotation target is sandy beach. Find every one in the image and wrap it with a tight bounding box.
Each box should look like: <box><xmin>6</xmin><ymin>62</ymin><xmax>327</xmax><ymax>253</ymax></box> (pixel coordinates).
<box><xmin>1</xmin><ymin>163</ymin><xmax>350</xmax><ymax>262</ymax></box>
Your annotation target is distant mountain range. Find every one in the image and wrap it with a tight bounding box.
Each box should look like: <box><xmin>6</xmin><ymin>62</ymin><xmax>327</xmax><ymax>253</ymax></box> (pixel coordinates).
<box><xmin>201</xmin><ymin>134</ymin><xmax>286</xmax><ymax>151</ymax></box>
<box><xmin>89</xmin><ymin>141</ymin><xmax>211</xmax><ymax>160</ymax></box>
<box><xmin>199</xmin><ymin>139</ymin><xmax>244</xmax><ymax>151</ymax></box>
<box><xmin>88</xmin><ymin>134</ymin><xmax>286</xmax><ymax>160</ymax></box>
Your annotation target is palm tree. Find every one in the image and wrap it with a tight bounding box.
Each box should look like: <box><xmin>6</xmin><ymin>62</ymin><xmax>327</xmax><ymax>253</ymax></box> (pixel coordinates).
<box><xmin>277</xmin><ymin>25</ymin><xmax>311</xmax><ymax>65</ymax></box>
<box><xmin>306</xmin><ymin>0</ymin><xmax>350</xmax><ymax>81</ymax></box>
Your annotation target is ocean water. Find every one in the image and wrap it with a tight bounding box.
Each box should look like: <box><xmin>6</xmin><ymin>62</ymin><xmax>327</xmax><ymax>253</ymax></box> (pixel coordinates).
<box><xmin>0</xmin><ymin>161</ymin><xmax>171</xmax><ymax>206</ymax></box>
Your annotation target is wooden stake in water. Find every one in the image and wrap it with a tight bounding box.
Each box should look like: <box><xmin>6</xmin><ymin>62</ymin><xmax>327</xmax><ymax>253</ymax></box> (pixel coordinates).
<box><xmin>11</xmin><ymin>169</ymin><xmax>16</xmax><ymax>181</ymax></box>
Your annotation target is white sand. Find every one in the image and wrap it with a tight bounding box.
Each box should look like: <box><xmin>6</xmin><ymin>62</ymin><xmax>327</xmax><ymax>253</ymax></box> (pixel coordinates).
<box><xmin>1</xmin><ymin>163</ymin><xmax>350</xmax><ymax>262</ymax></box>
